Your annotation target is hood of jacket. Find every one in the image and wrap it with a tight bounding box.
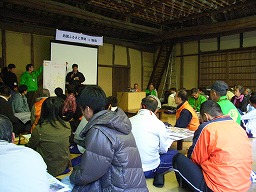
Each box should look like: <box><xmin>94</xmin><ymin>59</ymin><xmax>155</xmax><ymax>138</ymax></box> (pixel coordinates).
<box><xmin>80</xmin><ymin>108</ymin><xmax>131</xmax><ymax>138</ymax></box>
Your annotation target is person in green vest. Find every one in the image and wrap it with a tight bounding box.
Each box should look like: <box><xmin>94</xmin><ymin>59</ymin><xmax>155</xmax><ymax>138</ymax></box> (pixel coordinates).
<box><xmin>210</xmin><ymin>80</ymin><xmax>241</xmax><ymax>124</ymax></box>
<box><xmin>188</xmin><ymin>88</ymin><xmax>207</xmax><ymax>112</ymax></box>
<box><xmin>145</xmin><ymin>83</ymin><xmax>158</xmax><ymax>97</ymax></box>
<box><xmin>20</xmin><ymin>64</ymin><xmax>43</xmax><ymax>110</ymax></box>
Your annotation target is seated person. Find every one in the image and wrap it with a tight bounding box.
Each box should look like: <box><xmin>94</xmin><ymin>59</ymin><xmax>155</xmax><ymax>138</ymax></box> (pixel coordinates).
<box><xmin>174</xmin><ymin>89</ymin><xmax>200</xmax><ymax>131</ymax></box>
<box><xmin>0</xmin><ymin>114</ymin><xmax>49</xmax><ymax>192</ymax></box>
<box><xmin>173</xmin><ymin>100</ymin><xmax>252</xmax><ymax>192</ymax></box>
<box><xmin>0</xmin><ymin>86</ymin><xmax>27</xmax><ymax>135</ymax></box>
<box><xmin>231</xmin><ymin>85</ymin><xmax>248</xmax><ymax>113</ymax></box>
<box><xmin>130</xmin><ymin>96</ymin><xmax>178</xmax><ymax>187</ymax></box>
<box><xmin>106</xmin><ymin>96</ymin><xmax>118</xmax><ymax>111</ymax></box>
<box><xmin>62</xmin><ymin>85</ymin><xmax>147</xmax><ymax>191</ymax></box>
<box><xmin>241</xmin><ymin>94</ymin><xmax>256</xmax><ymax>137</ymax></box>
<box><xmin>63</xmin><ymin>84</ymin><xmax>77</xmax><ymax>120</ymax></box>
<box><xmin>133</xmin><ymin>83</ymin><xmax>141</xmax><ymax>92</ymax></box>
<box><xmin>31</xmin><ymin>89</ymin><xmax>50</xmax><ymax>130</ymax></box>
<box><xmin>12</xmin><ymin>85</ymin><xmax>30</xmax><ymax>113</ymax></box>
<box><xmin>54</xmin><ymin>87</ymin><xmax>67</xmax><ymax>101</ymax></box>
<box><xmin>210</xmin><ymin>80</ymin><xmax>241</xmax><ymax>124</ymax></box>
<box><xmin>188</xmin><ymin>88</ymin><xmax>207</xmax><ymax>112</ymax></box>
<box><xmin>146</xmin><ymin>83</ymin><xmax>158</xmax><ymax>97</ymax></box>
<box><xmin>27</xmin><ymin>97</ymin><xmax>71</xmax><ymax>177</ymax></box>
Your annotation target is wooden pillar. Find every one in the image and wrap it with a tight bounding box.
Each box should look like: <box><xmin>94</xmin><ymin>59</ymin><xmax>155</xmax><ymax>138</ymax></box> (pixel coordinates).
<box><xmin>179</xmin><ymin>42</ymin><xmax>184</xmax><ymax>89</ymax></box>
<box><xmin>31</xmin><ymin>34</ymin><xmax>34</xmax><ymax>65</ymax></box>
<box><xmin>1</xmin><ymin>30</ymin><xmax>6</xmax><ymax>68</ymax></box>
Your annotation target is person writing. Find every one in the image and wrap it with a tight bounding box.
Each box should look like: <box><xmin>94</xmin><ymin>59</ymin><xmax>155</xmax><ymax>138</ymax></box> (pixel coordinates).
<box><xmin>66</xmin><ymin>64</ymin><xmax>85</xmax><ymax>87</ymax></box>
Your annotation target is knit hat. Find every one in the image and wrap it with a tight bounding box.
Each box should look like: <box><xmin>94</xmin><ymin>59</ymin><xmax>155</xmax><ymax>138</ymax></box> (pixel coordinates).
<box><xmin>211</xmin><ymin>80</ymin><xmax>228</xmax><ymax>96</ymax></box>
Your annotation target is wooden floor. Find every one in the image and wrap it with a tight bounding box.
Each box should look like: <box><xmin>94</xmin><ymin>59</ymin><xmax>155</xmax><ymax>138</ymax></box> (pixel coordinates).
<box><xmin>16</xmin><ymin>112</ymin><xmax>256</xmax><ymax>191</ymax></box>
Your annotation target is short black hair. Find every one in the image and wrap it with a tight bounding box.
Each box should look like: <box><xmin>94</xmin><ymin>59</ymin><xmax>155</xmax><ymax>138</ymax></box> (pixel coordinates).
<box><xmin>66</xmin><ymin>84</ymin><xmax>76</xmax><ymax>94</ymax></box>
<box><xmin>39</xmin><ymin>97</ymin><xmax>67</xmax><ymax>128</ymax></box>
<box><xmin>77</xmin><ymin>85</ymin><xmax>107</xmax><ymax>114</ymax></box>
<box><xmin>141</xmin><ymin>96</ymin><xmax>158</xmax><ymax>113</ymax></box>
<box><xmin>54</xmin><ymin>87</ymin><xmax>64</xmax><ymax>96</ymax></box>
<box><xmin>177</xmin><ymin>89</ymin><xmax>188</xmax><ymax>102</ymax></box>
<box><xmin>170</xmin><ymin>87</ymin><xmax>176</xmax><ymax>92</ymax></box>
<box><xmin>72</xmin><ymin>64</ymin><xmax>78</xmax><ymax>68</ymax></box>
<box><xmin>107</xmin><ymin>96</ymin><xmax>118</xmax><ymax>107</ymax></box>
<box><xmin>0</xmin><ymin>86</ymin><xmax>11</xmax><ymax>97</ymax></box>
<box><xmin>249</xmin><ymin>94</ymin><xmax>256</xmax><ymax>104</ymax></box>
<box><xmin>18</xmin><ymin>85</ymin><xmax>28</xmax><ymax>94</ymax></box>
<box><xmin>0</xmin><ymin>114</ymin><xmax>13</xmax><ymax>143</ymax></box>
<box><xmin>8</xmin><ymin>64</ymin><xmax>16</xmax><ymax>69</ymax></box>
<box><xmin>191</xmin><ymin>88</ymin><xmax>199</xmax><ymax>94</ymax></box>
<box><xmin>200</xmin><ymin>100</ymin><xmax>223</xmax><ymax>117</ymax></box>
<box><xmin>26</xmin><ymin>64</ymin><xmax>34</xmax><ymax>71</ymax></box>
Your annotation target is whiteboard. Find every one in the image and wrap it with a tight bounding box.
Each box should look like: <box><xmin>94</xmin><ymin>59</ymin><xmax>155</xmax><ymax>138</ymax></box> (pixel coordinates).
<box><xmin>43</xmin><ymin>61</ymin><xmax>66</xmax><ymax>96</ymax></box>
<box><xmin>50</xmin><ymin>41</ymin><xmax>98</xmax><ymax>85</ymax></box>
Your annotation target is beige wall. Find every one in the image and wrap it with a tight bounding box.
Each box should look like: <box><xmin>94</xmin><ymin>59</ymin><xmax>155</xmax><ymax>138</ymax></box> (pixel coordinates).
<box><xmin>183</xmin><ymin>56</ymin><xmax>198</xmax><ymax>89</ymax></box>
<box><xmin>220</xmin><ymin>34</ymin><xmax>240</xmax><ymax>50</ymax></box>
<box><xmin>244</xmin><ymin>31</ymin><xmax>256</xmax><ymax>47</ymax></box>
<box><xmin>6</xmin><ymin>31</ymin><xmax>31</xmax><ymax>78</ymax></box>
<box><xmin>183</xmin><ymin>41</ymin><xmax>198</xmax><ymax>55</ymax></box>
<box><xmin>129</xmin><ymin>48</ymin><xmax>142</xmax><ymax>89</ymax></box>
<box><xmin>98</xmin><ymin>66</ymin><xmax>112</xmax><ymax>96</ymax></box>
<box><xmin>114</xmin><ymin>45</ymin><xmax>127</xmax><ymax>66</ymax></box>
<box><xmin>200</xmin><ymin>38</ymin><xmax>218</xmax><ymax>52</ymax></box>
<box><xmin>98</xmin><ymin>43</ymin><xmax>113</xmax><ymax>65</ymax></box>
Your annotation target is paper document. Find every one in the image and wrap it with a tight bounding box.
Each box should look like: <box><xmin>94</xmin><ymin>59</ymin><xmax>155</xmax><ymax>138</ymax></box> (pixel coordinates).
<box><xmin>47</xmin><ymin>172</ymin><xmax>71</xmax><ymax>192</ymax></box>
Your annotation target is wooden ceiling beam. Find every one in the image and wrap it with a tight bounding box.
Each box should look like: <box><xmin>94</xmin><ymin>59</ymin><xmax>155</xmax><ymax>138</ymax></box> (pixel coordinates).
<box><xmin>3</xmin><ymin>0</ymin><xmax>163</xmax><ymax>35</ymax></box>
<box><xmin>143</xmin><ymin>14</ymin><xmax>256</xmax><ymax>43</ymax></box>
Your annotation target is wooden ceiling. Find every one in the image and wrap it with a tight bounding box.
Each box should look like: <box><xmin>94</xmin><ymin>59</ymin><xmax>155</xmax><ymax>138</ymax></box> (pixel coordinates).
<box><xmin>1</xmin><ymin>0</ymin><xmax>256</xmax><ymax>47</ymax></box>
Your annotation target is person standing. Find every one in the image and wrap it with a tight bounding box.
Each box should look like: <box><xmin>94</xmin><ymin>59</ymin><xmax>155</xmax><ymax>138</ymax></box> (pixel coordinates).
<box><xmin>66</xmin><ymin>64</ymin><xmax>85</xmax><ymax>87</ymax></box>
<box><xmin>3</xmin><ymin>64</ymin><xmax>18</xmax><ymax>91</ymax></box>
<box><xmin>20</xmin><ymin>64</ymin><xmax>43</xmax><ymax>109</ymax></box>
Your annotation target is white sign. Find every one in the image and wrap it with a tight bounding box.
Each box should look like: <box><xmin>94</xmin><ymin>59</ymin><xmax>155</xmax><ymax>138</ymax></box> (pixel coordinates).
<box><xmin>43</xmin><ymin>60</ymin><xmax>66</xmax><ymax>96</ymax></box>
<box><xmin>55</xmin><ymin>29</ymin><xmax>103</xmax><ymax>46</ymax></box>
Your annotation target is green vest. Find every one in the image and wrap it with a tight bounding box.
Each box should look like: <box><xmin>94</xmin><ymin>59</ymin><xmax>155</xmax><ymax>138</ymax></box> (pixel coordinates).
<box><xmin>217</xmin><ymin>96</ymin><xmax>241</xmax><ymax>124</ymax></box>
<box><xmin>188</xmin><ymin>94</ymin><xmax>207</xmax><ymax>112</ymax></box>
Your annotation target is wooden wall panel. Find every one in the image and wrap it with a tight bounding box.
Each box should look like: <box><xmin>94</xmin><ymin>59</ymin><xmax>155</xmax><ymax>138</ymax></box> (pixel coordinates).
<box><xmin>199</xmin><ymin>49</ymin><xmax>256</xmax><ymax>91</ymax></box>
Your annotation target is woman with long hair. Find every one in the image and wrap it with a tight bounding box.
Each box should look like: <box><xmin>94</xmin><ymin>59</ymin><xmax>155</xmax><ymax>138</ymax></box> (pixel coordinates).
<box><xmin>27</xmin><ymin>97</ymin><xmax>71</xmax><ymax>176</ymax></box>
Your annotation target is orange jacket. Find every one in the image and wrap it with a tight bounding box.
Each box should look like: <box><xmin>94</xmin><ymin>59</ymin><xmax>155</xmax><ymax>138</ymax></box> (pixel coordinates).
<box><xmin>31</xmin><ymin>98</ymin><xmax>47</xmax><ymax>131</ymax></box>
<box><xmin>191</xmin><ymin>116</ymin><xmax>252</xmax><ymax>192</ymax></box>
<box><xmin>176</xmin><ymin>101</ymin><xmax>199</xmax><ymax>131</ymax></box>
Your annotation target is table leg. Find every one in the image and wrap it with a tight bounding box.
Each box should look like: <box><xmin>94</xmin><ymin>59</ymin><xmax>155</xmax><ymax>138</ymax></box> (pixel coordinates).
<box><xmin>177</xmin><ymin>139</ymin><xmax>183</xmax><ymax>150</ymax></box>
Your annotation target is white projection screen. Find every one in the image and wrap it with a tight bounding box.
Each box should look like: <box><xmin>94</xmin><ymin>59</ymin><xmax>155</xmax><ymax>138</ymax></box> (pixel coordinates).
<box><xmin>50</xmin><ymin>41</ymin><xmax>98</xmax><ymax>86</ymax></box>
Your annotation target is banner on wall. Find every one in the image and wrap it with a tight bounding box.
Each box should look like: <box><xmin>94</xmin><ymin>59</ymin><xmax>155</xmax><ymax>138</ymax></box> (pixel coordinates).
<box><xmin>55</xmin><ymin>29</ymin><xmax>103</xmax><ymax>46</ymax></box>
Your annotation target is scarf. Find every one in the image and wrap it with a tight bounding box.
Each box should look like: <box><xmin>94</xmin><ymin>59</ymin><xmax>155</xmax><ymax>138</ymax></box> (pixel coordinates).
<box><xmin>233</xmin><ymin>94</ymin><xmax>244</xmax><ymax>105</ymax></box>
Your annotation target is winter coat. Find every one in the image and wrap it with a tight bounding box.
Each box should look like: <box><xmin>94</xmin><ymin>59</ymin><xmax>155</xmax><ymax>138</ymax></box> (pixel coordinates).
<box><xmin>70</xmin><ymin>108</ymin><xmax>148</xmax><ymax>192</ymax></box>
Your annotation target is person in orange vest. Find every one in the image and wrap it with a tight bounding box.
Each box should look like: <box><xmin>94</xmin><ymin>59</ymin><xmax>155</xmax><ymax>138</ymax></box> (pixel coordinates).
<box><xmin>172</xmin><ymin>100</ymin><xmax>252</xmax><ymax>192</ymax></box>
<box><xmin>174</xmin><ymin>89</ymin><xmax>199</xmax><ymax>131</ymax></box>
<box><xmin>30</xmin><ymin>89</ymin><xmax>50</xmax><ymax>131</ymax></box>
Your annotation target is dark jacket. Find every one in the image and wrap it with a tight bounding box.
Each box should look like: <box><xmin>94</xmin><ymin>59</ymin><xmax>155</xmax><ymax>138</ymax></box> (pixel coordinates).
<box><xmin>66</xmin><ymin>71</ymin><xmax>85</xmax><ymax>87</ymax></box>
<box><xmin>3</xmin><ymin>71</ymin><xmax>18</xmax><ymax>90</ymax></box>
<box><xmin>0</xmin><ymin>96</ymin><xmax>24</xmax><ymax>135</ymax></box>
<box><xmin>70</xmin><ymin>108</ymin><xmax>148</xmax><ymax>192</ymax></box>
